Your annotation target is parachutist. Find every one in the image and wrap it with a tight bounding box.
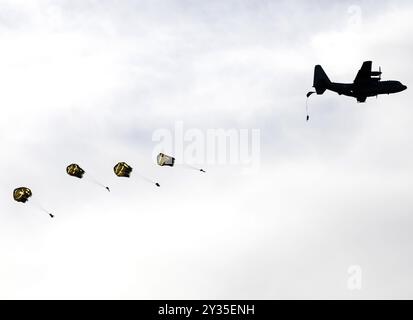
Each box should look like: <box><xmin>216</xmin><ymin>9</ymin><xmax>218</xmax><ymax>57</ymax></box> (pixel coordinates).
<box><xmin>306</xmin><ymin>92</ymin><xmax>314</xmax><ymax>121</ymax></box>
<box><xmin>155</xmin><ymin>183</ymin><xmax>161</xmax><ymax>187</ymax></box>
<box><xmin>49</xmin><ymin>214</ymin><xmax>54</xmax><ymax>218</ymax></box>
<box><xmin>200</xmin><ymin>169</ymin><xmax>206</xmax><ymax>173</ymax></box>
<box><xmin>106</xmin><ymin>187</ymin><xmax>110</xmax><ymax>192</ymax></box>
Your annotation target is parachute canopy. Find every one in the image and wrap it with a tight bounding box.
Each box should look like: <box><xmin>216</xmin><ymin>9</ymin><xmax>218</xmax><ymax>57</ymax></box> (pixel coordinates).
<box><xmin>13</xmin><ymin>187</ymin><xmax>32</xmax><ymax>203</ymax></box>
<box><xmin>67</xmin><ymin>164</ymin><xmax>85</xmax><ymax>178</ymax></box>
<box><xmin>157</xmin><ymin>153</ymin><xmax>175</xmax><ymax>167</ymax></box>
<box><xmin>114</xmin><ymin>162</ymin><xmax>133</xmax><ymax>178</ymax></box>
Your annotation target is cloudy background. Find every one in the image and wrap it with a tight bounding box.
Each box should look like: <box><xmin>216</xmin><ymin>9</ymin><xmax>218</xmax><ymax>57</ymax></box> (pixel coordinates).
<box><xmin>0</xmin><ymin>0</ymin><xmax>412</xmax><ymax>299</ymax></box>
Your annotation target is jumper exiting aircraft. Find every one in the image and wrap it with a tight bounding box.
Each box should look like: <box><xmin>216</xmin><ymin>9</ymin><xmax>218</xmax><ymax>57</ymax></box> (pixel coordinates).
<box><xmin>309</xmin><ymin>61</ymin><xmax>407</xmax><ymax>102</ymax></box>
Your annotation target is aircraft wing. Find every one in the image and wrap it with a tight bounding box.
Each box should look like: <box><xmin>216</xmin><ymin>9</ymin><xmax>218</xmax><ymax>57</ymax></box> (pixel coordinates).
<box><xmin>354</xmin><ymin>61</ymin><xmax>372</xmax><ymax>83</ymax></box>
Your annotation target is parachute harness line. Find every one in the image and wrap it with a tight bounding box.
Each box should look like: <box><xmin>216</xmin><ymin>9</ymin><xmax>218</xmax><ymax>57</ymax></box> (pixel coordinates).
<box><xmin>182</xmin><ymin>163</ymin><xmax>206</xmax><ymax>173</ymax></box>
<box><xmin>134</xmin><ymin>171</ymin><xmax>161</xmax><ymax>187</ymax></box>
<box><xmin>67</xmin><ymin>164</ymin><xmax>110</xmax><ymax>192</ymax></box>
<box><xmin>87</xmin><ymin>174</ymin><xmax>111</xmax><ymax>192</ymax></box>
<box><xmin>13</xmin><ymin>187</ymin><xmax>54</xmax><ymax>218</ymax></box>
<box><xmin>31</xmin><ymin>200</ymin><xmax>54</xmax><ymax>218</ymax></box>
<box><xmin>114</xmin><ymin>162</ymin><xmax>160</xmax><ymax>188</ymax></box>
<box><xmin>158</xmin><ymin>152</ymin><xmax>205</xmax><ymax>173</ymax></box>
<box><xmin>306</xmin><ymin>91</ymin><xmax>315</xmax><ymax>121</ymax></box>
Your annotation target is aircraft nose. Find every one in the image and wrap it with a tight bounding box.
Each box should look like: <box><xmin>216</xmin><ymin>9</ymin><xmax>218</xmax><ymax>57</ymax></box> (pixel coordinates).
<box><xmin>403</xmin><ymin>85</ymin><xmax>407</xmax><ymax>91</ymax></box>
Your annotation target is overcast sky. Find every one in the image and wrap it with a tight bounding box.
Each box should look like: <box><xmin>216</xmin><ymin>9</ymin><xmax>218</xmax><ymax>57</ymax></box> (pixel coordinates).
<box><xmin>1</xmin><ymin>0</ymin><xmax>413</xmax><ymax>299</ymax></box>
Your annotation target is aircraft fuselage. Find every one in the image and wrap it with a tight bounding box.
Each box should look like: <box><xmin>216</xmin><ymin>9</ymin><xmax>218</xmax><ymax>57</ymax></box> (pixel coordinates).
<box><xmin>328</xmin><ymin>80</ymin><xmax>407</xmax><ymax>100</ymax></box>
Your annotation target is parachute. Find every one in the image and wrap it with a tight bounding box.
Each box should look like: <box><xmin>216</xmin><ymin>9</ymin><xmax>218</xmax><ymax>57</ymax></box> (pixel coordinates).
<box><xmin>13</xmin><ymin>187</ymin><xmax>32</xmax><ymax>203</ymax></box>
<box><xmin>66</xmin><ymin>164</ymin><xmax>85</xmax><ymax>178</ymax></box>
<box><xmin>157</xmin><ymin>153</ymin><xmax>205</xmax><ymax>173</ymax></box>
<box><xmin>157</xmin><ymin>153</ymin><xmax>175</xmax><ymax>167</ymax></box>
<box><xmin>13</xmin><ymin>187</ymin><xmax>54</xmax><ymax>218</ymax></box>
<box><xmin>114</xmin><ymin>161</ymin><xmax>160</xmax><ymax>187</ymax></box>
<box><xmin>66</xmin><ymin>163</ymin><xmax>110</xmax><ymax>192</ymax></box>
<box><xmin>114</xmin><ymin>162</ymin><xmax>133</xmax><ymax>178</ymax></box>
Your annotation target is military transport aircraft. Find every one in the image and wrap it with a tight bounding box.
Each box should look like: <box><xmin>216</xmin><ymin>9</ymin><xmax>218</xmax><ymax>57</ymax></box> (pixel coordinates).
<box><xmin>310</xmin><ymin>61</ymin><xmax>407</xmax><ymax>102</ymax></box>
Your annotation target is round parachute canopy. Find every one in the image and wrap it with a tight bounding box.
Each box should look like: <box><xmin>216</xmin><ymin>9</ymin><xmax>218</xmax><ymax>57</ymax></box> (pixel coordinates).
<box><xmin>67</xmin><ymin>164</ymin><xmax>85</xmax><ymax>178</ymax></box>
<box><xmin>13</xmin><ymin>187</ymin><xmax>32</xmax><ymax>203</ymax></box>
<box><xmin>114</xmin><ymin>162</ymin><xmax>133</xmax><ymax>178</ymax></box>
<box><xmin>157</xmin><ymin>153</ymin><xmax>175</xmax><ymax>167</ymax></box>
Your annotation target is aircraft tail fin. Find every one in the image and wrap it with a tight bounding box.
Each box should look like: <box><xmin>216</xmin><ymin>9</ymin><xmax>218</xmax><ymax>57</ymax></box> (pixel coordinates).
<box><xmin>313</xmin><ymin>65</ymin><xmax>331</xmax><ymax>94</ymax></box>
